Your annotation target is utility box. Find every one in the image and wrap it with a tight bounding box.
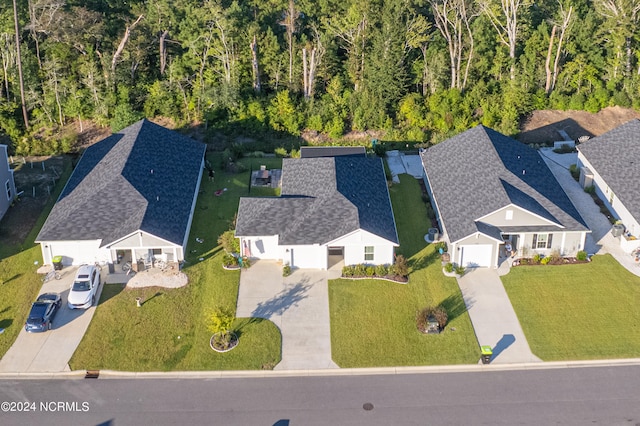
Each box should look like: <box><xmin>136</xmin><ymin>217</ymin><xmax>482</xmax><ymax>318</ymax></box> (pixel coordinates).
<box><xmin>612</xmin><ymin>224</ymin><xmax>625</xmax><ymax>238</ymax></box>
<box><xmin>52</xmin><ymin>256</ymin><xmax>63</xmax><ymax>271</ymax></box>
<box><xmin>579</xmin><ymin>167</ymin><xmax>594</xmax><ymax>189</ymax></box>
<box><xmin>481</xmin><ymin>346</ymin><xmax>493</xmax><ymax>364</ymax></box>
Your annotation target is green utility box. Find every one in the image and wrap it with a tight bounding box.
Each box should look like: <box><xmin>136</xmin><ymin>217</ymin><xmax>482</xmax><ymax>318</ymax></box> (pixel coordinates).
<box><xmin>480</xmin><ymin>345</ymin><xmax>493</xmax><ymax>364</ymax></box>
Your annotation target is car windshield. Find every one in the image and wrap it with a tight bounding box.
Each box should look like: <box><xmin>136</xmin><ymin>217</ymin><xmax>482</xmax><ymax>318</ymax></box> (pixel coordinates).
<box><xmin>28</xmin><ymin>303</ymin><xmax>48</xmax><ymax>319</ymax></box>
<box><xmin>72</xmin><ymin>280</ymin><xmax>91</xmax><ymax>291</ymax></box>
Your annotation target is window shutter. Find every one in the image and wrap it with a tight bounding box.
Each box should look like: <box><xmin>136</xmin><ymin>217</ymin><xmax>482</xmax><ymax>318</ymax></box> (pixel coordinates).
<box><xmin>547</xmin><ymin>233</ymin><xmax>553</xmax><ymax>249</ymax></box>
<box><xmin>532</xmin><ymin>234</ymin><xmax>537</xmax><ymax>247</ymax></box>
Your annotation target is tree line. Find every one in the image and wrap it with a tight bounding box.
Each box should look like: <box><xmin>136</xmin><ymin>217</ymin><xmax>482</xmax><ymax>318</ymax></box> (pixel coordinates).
<box><xmin>1</xmin><ymin>0</ymin><xmax>639</xmax><ymax>154</ymax></box>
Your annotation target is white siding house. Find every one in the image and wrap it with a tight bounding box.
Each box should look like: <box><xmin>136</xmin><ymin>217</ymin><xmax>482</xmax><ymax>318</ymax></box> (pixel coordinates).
<box><xmin>0</xmin><ymin>145</ymin><xmax>16</xmax><ymax>222</ymax></box>
<box><xmin>577</xmin><ymin>120</ymin><xmax>640</xmax><ymax>252</ymax></box>
<box><xmin>236</xmin><ymin>155</ymin><xmax>399</xmax><ymax>270</ymax></box>
<box><xmin>421</xmin><ymin>125</ymin><xmax>590</xmax><ymax>268</ymax></box>
<box><xmin>36</xmin><ymin>120</ymin><xmax>205</xmax><ymax>268</ymax></box>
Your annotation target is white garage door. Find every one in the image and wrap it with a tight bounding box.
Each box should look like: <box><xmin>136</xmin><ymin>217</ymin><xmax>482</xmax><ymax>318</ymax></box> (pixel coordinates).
<box><xmin>460</xmin><ymin>244</ymin><xmax>493</xmax><ymax>268</ymax></box>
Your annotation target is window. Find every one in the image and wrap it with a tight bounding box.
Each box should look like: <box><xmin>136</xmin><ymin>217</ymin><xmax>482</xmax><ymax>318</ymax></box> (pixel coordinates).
<box><xmin>533</xmin><ymin>233</ymin><xmax>553</xmax><ymax>249</ymax></box>
<box><xmin>505</xmin><ymin>210</ymin><xmax>513</xmax><ymax>220</ymax></box>
<box><xmin>364</xmin><ymin>246</ymin><xmax>374</xmax><ymax>261</ymax></box>
<box><xmin>5</xmin><ymin>180</ymin><xmax>10</xmax><ymax>201</ymax></box>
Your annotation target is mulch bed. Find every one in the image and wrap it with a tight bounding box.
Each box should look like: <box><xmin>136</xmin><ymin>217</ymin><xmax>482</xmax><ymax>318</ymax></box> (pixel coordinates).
<box><xmin>340</xmin><ymin>274</ymin><xmax>408</xmax><ymax>283</ymax></box>
<box><xmin>512</xmin><ymin>257</ymin><xmax>589</xmax><ymax>266</ymax></box>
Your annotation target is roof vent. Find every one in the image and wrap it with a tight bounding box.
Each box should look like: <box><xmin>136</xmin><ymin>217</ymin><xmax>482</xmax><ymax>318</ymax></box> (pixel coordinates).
<box><xmin>151</xmin><ymin>169</ymin><xmax>154</xmax><ymax>174</ymax></box>
<box><xmin>156</xmin><ymin>196</ymin><xmax>159</xmax><ymax>201</ymax></box>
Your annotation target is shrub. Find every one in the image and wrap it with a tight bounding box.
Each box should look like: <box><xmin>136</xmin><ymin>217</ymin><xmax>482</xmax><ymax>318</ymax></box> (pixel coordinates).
<box><xmin>354</xmin><ymin>264</ymin><xmax>367</xmax><ymax>276</ymax></box>
<box><xmin>393</xmin><ymin>254</ymin><xmax>409</xmax><ymax>277</ymax></box>
<box><xmin>576</xmin><ymin>250</ymin><xmax>588</xmax><ymax>261</ymax></box>
<box><xmin>283</xmin><ymin>265</ymin><xmax>291</xmax><ymax>277</ymax></box>
<box><xmin>532</xmin><ymin>253</ymin><xmax>543</xmax><ymax>264</ymax></box>
<box><xmin>444</xmin><ymin>262</ymin><xmax>454</xmax><ymax>273</ymax></box>
<box><xmin>274</xmin><ymin>147</ymin><xmax>288</xmax><ymax>157</ymax></box>
<box><xmin>375</xmin><ymin>264</ymin><xmax>388</xmax><ymax>277</ymax></box>
<box><xmin>241</xmin><ymin>256</ymin><xmax>251</xmax><ymax>268</ymax></box>
<box><xmin>569</xmin><ymin>164</ymin><xmax>580</xmax><ymax>181</ymax></box>
<box><xmin>549</xmin><ymin>249</ymin><xmax>562</xmax><ymax>263</ymax></box>
<box><xmin>416</xmin><ymin>305</ymin><xmax>448</xmax><ymax>333</ymax></box>
<box><xmin>217</xmin><ymin>230</ymin><xmax>240</xmax><ymax>254</ymax></box>
<box><xmin>434</xmin><ymin>241</ymin><xmax>447</xmax><ymax>252</ymax></box>
<box><xmin>208</xmin><ymin>307</ymin><xmax>235</xmax><ymax>350</ymax></box>
<box><xmin>342</xmin><ymin>265</ymin><xmax>354</xmax><ymax>277</ymax></box>
<box><xmin>365</xmin><ymin>266</ymin><xmax>375</xmax><ymax>277</ymax></box>
<box><xmin>540</xmin><ymin>256</ymin><xmax>550</xmax><ymax>265</ymax></box>
<box><xmin>222</xmin><ymin>254</ymin><xmax>238</xmax><ymax>267</ymax></box>
<box><xmin>454</xmin><ymin>265</ymin><xmax>465</xmax><ymax>276</ymax></box>
<box><xmin>584</xmin><ymin>185</ymin><xmax>596</xmax><ymax>195</ymax></box>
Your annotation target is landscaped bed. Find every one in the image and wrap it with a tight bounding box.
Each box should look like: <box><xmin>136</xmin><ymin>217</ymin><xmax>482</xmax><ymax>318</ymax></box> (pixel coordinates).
<box><xmin>502</xmin><ymin>254</ymin><xmax>640</xmax><ymax>361</ymax></box>
<box><xmin>329</xmin><ymin>174</ymin><xmax>479</xmax><ymax>367</ymax></box>
<box><xmin>69</xmin><ymin>155</ymin><xmax>283</xmax><ymax>371</ymax></box>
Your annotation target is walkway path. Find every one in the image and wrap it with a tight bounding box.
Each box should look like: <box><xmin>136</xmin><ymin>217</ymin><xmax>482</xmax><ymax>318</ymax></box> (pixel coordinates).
<box><xmin>540</xmin><ymin>149</ymin><xmax>640</xmax><ymax>276</ymax></box>
<box><xmin>457</xmin><ymin>268</ymin><xmax>542</xmax><ymax>364</ymax></box>
<box><xmin>236</xmin><ymin>260</ymin><xmax>338</xmax><ymax>370</ymax></box>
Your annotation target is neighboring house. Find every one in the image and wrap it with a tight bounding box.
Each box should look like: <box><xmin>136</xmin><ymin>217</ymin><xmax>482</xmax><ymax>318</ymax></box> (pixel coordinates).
<box><xmin>0</xmin><ymin>144</ymin><xmax>16</xmax><ymax>221</ymax></box>
<box><xmin>235</xmin><ymin>156</ymin><xmax>399</xmax><ymax>269</ymax></box>
<box><xmin>299</xmin><ymin>146</ymin><xmax>366</xmax><ymax>158</ymax></box>
<box><xmin>421</xmin><ymin>125</ymin><xmax>589</xmax><ymax>268</ymax></box>
<box><xmin>577</xmin><ymin>119</ymin><xmax>640</xmax><ymax>243</ymax></box>
<box><xmin>36</xmin><ymin>119</ymin><xmax>206</xmax><ymax>267</ymax></box>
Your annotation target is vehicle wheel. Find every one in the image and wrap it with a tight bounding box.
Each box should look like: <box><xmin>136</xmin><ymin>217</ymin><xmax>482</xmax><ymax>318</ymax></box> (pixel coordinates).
<box><xmin>91</xmin><ymin>295</ymin><xmax>96</xmax><ymax>306</ymax></box>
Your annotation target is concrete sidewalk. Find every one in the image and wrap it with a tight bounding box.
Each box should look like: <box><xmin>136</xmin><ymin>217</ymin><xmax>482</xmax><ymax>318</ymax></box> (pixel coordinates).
<box><xmin>236</xmin><ymin>260</ymin><xmax>338</xmax><ymax>370</ymax></box>
<box><xmin>540</xmin><ymin>150</ymin><xmax>640</xmax><ymax>276</ymax></box>
<box><xmin>457</xmin><ymin>268</ymin><xmax>542</xmax><ymax>364</ymax></box>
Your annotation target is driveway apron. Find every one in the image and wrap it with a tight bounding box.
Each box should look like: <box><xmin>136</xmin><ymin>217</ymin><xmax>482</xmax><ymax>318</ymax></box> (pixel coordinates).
<box><xmin>236</xmin><ymin>260</ymin><xmax>338</xmax><ymax>370</ymax></box>
<box><xmin>540</xmin><ymin>151</ymin><xmax>640</xmax><ymax>276</ymax></box>
<box><xmin>0</xmin><ymin>266</ymin><xmax>105</xmax><ymax>373</ymax></box>
<box><xmin>457</xmin><ymin>268</ymin><xmax>542</xmax><ymax>364</ymax></box>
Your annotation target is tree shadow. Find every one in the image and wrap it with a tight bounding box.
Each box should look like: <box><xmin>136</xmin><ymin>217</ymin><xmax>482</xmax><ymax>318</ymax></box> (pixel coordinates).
<box><xmin>141</xmin><ymin>291</ymin><xmax>164</xmax><ymax>306</ymax></box>
<box><xmin>250</xmin><ymin>276</ymin><xmax>312</xmax><ymax>320</ymax></box>
<box><xmin>0</xmin><ymin>318</ymin><xmax>13</xmax><ymax>330</ymax></box>
<box><xmin>1</xmin><ymin>274</ymin><xmax>21</xmax><ymax>284</ymax></box>
<box><xmin>517</xmin><ymin>117</ymin><xmax>591</xmax><ymax>145</ymax></box>
<box><xmin>408</xmin><ymin>248</ymin><xmax>440</xmax><ymax>272</ymax></box>
<box><xmin>439</xmin><ymin>293</ymin><xmax>471</xmax><ymax>324</ymax></box>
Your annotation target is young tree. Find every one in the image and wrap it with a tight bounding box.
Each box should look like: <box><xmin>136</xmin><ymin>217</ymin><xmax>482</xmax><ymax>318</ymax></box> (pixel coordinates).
<box><xmin>12</xmin><ymin>0</ymin><xmax>28</xmax><ymax>128</ymax></box>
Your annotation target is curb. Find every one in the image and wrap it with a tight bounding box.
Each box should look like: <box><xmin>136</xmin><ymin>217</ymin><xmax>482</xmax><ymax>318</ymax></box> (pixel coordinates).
<box><xmin>2</xmin><ymin>358</ymin><xmax>640</xmax><ymax>380</ymax></box>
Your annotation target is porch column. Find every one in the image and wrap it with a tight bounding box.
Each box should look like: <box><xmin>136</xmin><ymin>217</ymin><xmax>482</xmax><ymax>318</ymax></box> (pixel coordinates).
<box><xmin>560</xmin><ymin>232</ymin><xmax>566</xmax><ymax>256</ymax></box>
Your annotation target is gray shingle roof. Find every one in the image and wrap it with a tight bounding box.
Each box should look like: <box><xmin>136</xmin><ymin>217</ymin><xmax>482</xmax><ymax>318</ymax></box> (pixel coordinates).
<box><xmin>421</xmin><ymin>125</ymin><xmax>588</xmax><ymax>243</ymax></box>
<box><xmin>36</xmin><ymin>119</ymin><xmax>206</xmax><ymax>246</ymax></box>
<box><xmin>299</xmin><ymin>146</ymin><xmax>366</xmax><ymax>158</ymax></box>
<box><xmin>577</xmin><ymin>119</ymin><xmax>640</xmax><ymax>223</ymax></box>
<box><xmin>236</xmin><ymin>156</ymin><xmax>399</xmax><ymax>245</ymax></box>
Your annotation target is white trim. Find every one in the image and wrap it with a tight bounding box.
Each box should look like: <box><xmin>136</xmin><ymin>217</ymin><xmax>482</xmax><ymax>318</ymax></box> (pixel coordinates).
<box><xmin>561</xmin><ymin>232</ymin><xmax>566</xmax><ymax>255</ymax></box>
<box><xmin>450</xmin><ymin>231</ymin><xmax>504</xmax><ymax>245</ymax></box>
<box><xmin>104</xmin><ymin>229</ymin><xmax>180</xmax><ymax>249</ymax></box>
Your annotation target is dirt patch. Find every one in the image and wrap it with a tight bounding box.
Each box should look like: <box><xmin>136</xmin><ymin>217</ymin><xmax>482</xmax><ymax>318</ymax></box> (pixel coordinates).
<box><xmin>518</xmin><ymin>106</ymin><xmax>640</xmax><ymax>145</ymax></box>
<box><xmin>0</xmin><ymin>156</ymin><xmax>66</xmax><ymax>248</ymax></box>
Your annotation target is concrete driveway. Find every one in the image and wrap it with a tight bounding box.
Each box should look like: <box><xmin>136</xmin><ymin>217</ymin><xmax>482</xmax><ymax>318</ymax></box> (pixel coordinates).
<box><xmin>0</xmin><ymin>266</ymin><xmax>105</xmax><ymax>373</ymax></box>
<box><xmin>236</xmin><ymin>260</ymin><xmax>338</xmax><ymax>370</ymax></box>
<box><xmin>540</xmin><ymin>149</ymin><xmax>640</xmax><ymax>276</ymax></box>
<box><xmin>457</xmin><ymin>268</ymin><xmax>542</xmax><ymax>364</ymax></box>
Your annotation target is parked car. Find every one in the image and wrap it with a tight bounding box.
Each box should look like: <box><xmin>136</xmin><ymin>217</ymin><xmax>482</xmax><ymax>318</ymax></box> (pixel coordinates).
<box><xmin>25</xmin><ymin>293</ymin><xmax>62</xmax><ymax>332</ymax></box>
<box><xmin>68</xmin><ymin>265</ymin><xmax>100</xmax><ymax>309</ymax></box>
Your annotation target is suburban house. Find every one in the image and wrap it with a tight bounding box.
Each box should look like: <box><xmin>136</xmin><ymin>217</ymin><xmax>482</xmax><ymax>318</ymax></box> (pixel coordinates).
<box><xmin>0</xmin><ymin>144</ymin><xmax>16</xmax><ymax>221</ymax></box>
<box><xmin>421</xmin><ymin>125</ymin><xmax>589</xmax><ymax>268</ymax></box>
<box><xmin>235</xmin><ymin>155</ymin><xmax>399</xmax><ymax>270</ymax></box>
<box><xmin>299</xmin><ymin>146</ymin><xmax>365</xmax><ymax>158</ymax></box>
<box><xmin>36</xmin><ymin>119</ymin><xmax>206</xmax><ymax>268</ymax></box>
<box><xmin>577</xmin><ymin>119</ymin><xmax>640</xmax><ymax>250</ymax></box>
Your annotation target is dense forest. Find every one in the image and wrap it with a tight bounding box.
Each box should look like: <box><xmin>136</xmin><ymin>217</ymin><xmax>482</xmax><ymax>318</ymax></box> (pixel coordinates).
<box><xmin>1</xmin><ymin>0</ymin><xmax>639</xmax><ymax>154</ymax></box>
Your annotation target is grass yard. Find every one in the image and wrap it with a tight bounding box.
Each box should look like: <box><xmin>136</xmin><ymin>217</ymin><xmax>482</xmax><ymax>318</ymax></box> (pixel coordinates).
<box><xmin>69</xmin><ymin>155</ymin><xmax>283</xmax><ymax>371</ymax></box>
<box><xmin>0</xmin><ymin>158</ymin><xmax>72</xmax><ymax>360</ymax></box>
<box><xmin>329</xmin><ymin>174</ymin><xmax>479</xmax><ymax>367</ymax></box>
<box><xmin>502</xmin><ymin>254</ymin><xmax>640</xmax><ymax>361</ymax></box>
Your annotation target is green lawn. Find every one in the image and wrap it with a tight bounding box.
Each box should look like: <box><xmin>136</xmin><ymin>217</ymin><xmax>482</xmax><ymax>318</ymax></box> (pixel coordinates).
<box><xmin>329</xmin><ymin>174</ymin><xmax>479</xmax><ymax>367</ymax></box>
<box><xmin>502</xmin><ymin>254</ymin><xmax>640</xmax><ymax>361</ymax></box>
<box><xmin>0</xmin><ymin>158</ymin><xmax>72</xmax><ymax>360</ymax></box>
<box><xmin>69</xmin><ymin>155</ymin><xmax>283</xmax><ymax>371</ymax></box>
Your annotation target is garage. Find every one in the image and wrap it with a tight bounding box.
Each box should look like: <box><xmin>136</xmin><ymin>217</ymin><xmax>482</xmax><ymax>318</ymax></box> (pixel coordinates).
<box><xmin>459</xmin><ymin>244</ymin><xmax>493</xmax><ymax>267</ymax></box>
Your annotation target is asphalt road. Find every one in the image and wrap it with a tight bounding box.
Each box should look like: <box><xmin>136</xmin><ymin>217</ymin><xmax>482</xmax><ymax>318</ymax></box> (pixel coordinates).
<box><xmin>1</xmin><ymin>365</ymin><xmax>639</xmax><ymax>425</ymax></box>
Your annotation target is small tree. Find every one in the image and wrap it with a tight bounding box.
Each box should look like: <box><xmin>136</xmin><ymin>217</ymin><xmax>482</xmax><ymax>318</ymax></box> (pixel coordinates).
<box><xmin>208</xmin><ymin>307</ymin><xmax>235</xmax><ymax>350</ymax></box>
<box><xmin>393</xmin><ymin>254</ymin><xmax>409</xmax><ymax>277</ymax></box>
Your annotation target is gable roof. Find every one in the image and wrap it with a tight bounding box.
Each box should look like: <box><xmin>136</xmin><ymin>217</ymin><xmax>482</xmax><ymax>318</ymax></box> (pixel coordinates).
<box><xmin>421</xmin><ymin>125</ymin><xmax>588</xmax><ymax>243</ymax></box>
<box><xmin>36</xmin><ymin>119</ymin><xmax>206</xmax><ymax>246</ymax></box>
<box><xmin>236</xmin><ymin>156</ymin><xmax>398</xmax><ymax>245</ymax></box>
<box><xmin>299</xmin><ymin>146</ymin><xmax>366</xmax><ymax>158</ymax></box>
<box><xmin>577</xmin><ymin>119</ymin><xmax>640</xmax><ymax>223</ymax></box>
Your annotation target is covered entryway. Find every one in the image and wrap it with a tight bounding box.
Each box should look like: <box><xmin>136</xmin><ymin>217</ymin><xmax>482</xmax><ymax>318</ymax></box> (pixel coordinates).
<box><xmin>460</xmin><ymin>244</ymin><xmax>493</xmax><ymax>267</ymax></box>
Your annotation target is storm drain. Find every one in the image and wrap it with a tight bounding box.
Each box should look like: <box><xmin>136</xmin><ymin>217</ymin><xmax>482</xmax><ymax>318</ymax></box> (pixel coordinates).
<box><xmin>85</xmin><ymin>370</ymin><xmax>100</xmax><ymax>379</ymax></box>
<box><xmin>363</xmin><ymin>403</ymin><xmax>374</xmax><ymax>411</ymax></box>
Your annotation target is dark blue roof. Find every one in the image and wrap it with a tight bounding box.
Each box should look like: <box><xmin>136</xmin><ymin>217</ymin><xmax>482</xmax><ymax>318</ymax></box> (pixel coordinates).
<box><xmin>236</xmin><ymin>156</ymin><xmax>399</xmax><ymax>245</ymax></box>
<box><xmin>36</xmin><ymin>119</ymin><xmax>206</xmax><ymax>246</ymax></box>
